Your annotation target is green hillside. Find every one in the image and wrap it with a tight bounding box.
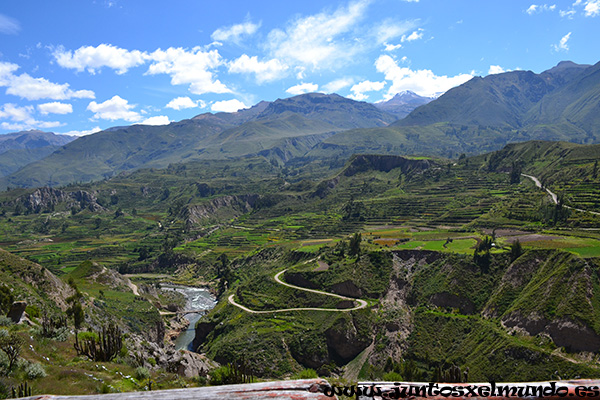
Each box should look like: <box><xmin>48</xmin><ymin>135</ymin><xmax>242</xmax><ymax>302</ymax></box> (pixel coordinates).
<box><xmin>0</xmin><ymin>94</ymin><xmax>397</xmax><ymax>189</ymax></box>
<box><xmin>310</xmin><ymin>61</ymin><xmax>600</xmax><ymax>160</ymax></box>
<box><xmin>0</xmin><ymin>146</ymin><xmax>61</xmax><ymax>177</ymax></box>
<box><xmin>526</xmin><ymin>62</ymin><xmax>600</xmax><ymax>139</ymax></box>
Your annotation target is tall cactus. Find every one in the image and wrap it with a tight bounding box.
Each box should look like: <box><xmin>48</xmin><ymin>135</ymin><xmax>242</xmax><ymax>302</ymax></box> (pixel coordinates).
<box><xmin>74</xmin><ymin>323</ymin><xmax>122</xmax><ymax>362</ymax></box>
<box><xmin>12</xmin><ymin>382</ymin><xmax>32</xmax><ymax>398</ymax></box>
<box><xmin>436</xmin><ymin>364</ymin><xmax>468</xmax><ymax>383</ymax></box>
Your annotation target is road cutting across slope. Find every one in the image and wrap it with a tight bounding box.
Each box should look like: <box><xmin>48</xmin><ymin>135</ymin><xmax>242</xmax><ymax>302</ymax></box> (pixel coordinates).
<box><xmin>228</xmin><ymin>269</ymin><xmax>368</xmax><ymax>314</ymax></box>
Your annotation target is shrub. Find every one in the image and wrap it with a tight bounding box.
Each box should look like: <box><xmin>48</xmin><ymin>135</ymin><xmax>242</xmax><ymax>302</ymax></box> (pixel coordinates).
<box><xmin>210</xmin><ymin>361</ymin><xmax>254</xmax><ymax>386</ymax></box>
<box><xmin>25</xmin><ymin>305</ymin><xmax>40</xmax><ymax>320</ymax></box>
<box><xmin>0</xmin><ymin>317</ymin><xmax>13</xmax><ymax>327</ymax></box>
<box><xmin>26</xmin><ymin>363</ymin><xmax>47</xmax><ymax>379</ymax></box>
<box><xmin>135</xmin><ymin>367</ymin><xmax>150</xmax><ymax>381</ymax></box>
<box><xmin>296</xmin><ymin>368</ymin><xmax>318</xmax><ymax>379</ymax></box>
<box><xmin>383</xmin><ymin>371</ymin><xmax>403</xmax><ymax>382</ymax></box>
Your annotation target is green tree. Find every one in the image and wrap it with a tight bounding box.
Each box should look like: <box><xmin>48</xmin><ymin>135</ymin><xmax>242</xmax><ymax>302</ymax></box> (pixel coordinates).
<box><xmin>510</xmin><ymin>239</ymin><xmax>523</xmax><ymax>262</ymax></box>
<box><xmin>0</xmin><ymin>286</ymin><xmax>14</xmax><ymax>315</ymax></box>
<box><xmin>0</xmin><ymin>330</ymin><xmax>23</xmax><ymax>373</ymax></box>
<box><xmin>67</xmin><ymin>302</ymin><xmax>85</xmax><ymax>330</ymax></box>
<box><xmin>348</xmin><ymin>233</ymin><xmax>362</xmax><ymax>257</ymax></box>
<box><xmin>66</xmin><ymin>280</ymin><xmax>85</xmax><ymax>330</ymax></box>
<box><xmin>509</xmin><ymin>161</ymin><xmax>522</xmax><ymax>184</ymax></box>
<box><xmin>217</xmin><ymin>254</ymin><xmax>232</xmax><ymax>297</ymax></box>
<box><xmin>341</xmin><ymin>197</ymin><xmax>365</xmax><ymax>221</ymax></box>
<box><xmin>137</xmin><ymin>247</ymin><xmax>150</xmax><ymax>261</ymax></box>
<box><xmin>474</xmin><ymin>236</ymin><xmax>493</xmax><ymax>270</ymax></box>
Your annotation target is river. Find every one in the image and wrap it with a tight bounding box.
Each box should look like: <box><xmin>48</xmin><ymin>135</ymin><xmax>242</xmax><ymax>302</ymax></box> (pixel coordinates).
<box><xmin>161</xmin><ymin>284</ymin><xmax>217</xmax><ymax>351</ymax></box>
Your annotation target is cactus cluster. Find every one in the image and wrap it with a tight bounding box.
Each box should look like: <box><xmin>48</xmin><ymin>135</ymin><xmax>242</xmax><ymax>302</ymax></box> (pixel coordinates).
<box><xmin>433</xmin><ymin>364</ymin><xmax>469</xmax><ymax>383</ymax></box>
<box><xmin>74</xmin><ymin>323</ymin><xmax>123</xmax><ymax>362</ymax></box>
<box><xmin>11</xmin><ymin>382</ymin><xmax>32</xmax><ymax>398</ymax></box>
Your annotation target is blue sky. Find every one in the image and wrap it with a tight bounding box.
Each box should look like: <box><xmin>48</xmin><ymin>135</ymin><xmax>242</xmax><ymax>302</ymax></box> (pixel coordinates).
<box><xmin>0</xmin><ymin>0</ymin><xmax>599</xmax><ymax>136</ymax></box>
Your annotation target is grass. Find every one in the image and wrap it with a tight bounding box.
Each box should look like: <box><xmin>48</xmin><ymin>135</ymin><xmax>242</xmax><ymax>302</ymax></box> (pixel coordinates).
<box><xmin>522</xmin><ymin>236</ymin><xmax>600</xmax><ymax>258</ymax></box>
<box><xmin>0</xmin><ymin>141</ymin><xmax>600</xmax><ymax>387</ymax></box>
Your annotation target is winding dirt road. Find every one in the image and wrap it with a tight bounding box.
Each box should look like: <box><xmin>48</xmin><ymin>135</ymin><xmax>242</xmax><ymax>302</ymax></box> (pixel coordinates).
<box><xmin>229</xmin><ymin>173</ymin><xmax>598</xmax><ymax>314</ymax></box>
<box><xmin>522</xmin><ymin>173</ymin><xmax>600</xmax><ymax>216</ymax></box>
<box><xmin>228</xmin><ymin>269</ymin><xmax>368</xmax><ymax>314</ymax></box>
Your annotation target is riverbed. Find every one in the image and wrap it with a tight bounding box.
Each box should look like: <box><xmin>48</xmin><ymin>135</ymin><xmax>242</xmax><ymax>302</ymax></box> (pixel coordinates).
<box><xmin>161</xmin><ymin>284</ymin><xmax>216</xmax><ymax>351</ymax></box>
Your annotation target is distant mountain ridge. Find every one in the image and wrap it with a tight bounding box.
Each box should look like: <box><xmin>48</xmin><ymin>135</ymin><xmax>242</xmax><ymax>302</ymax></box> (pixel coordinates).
<box><xmin>2</xmin><ymin>60</ymin><xmax>600</xmax><ymax>189</ymax></box>
<box><xmin>374</xmin><ymin>91</ymin><xmax>435</xmax><ymax>118</ymax></box>
<box><xmin>0</xmin><ymin>130</ymin><xmax>76</xmax><ymax>178</ymax></box>
<box><xmin>0</xmin><ymin>93</ymin><xmax>397</xmax><ymax>189</ymax></box>
<box><xmin>394</xmin><ymin>61</ymin><xmax>592</xmax><ymax>128</ymax></box>
<box><xmin>0</xmin><ymin>130</ymin><xmax>74</xmax><ymax>154</ymax></box>
<box><xmin>308</xmin><ymin>60</ymin><xmax>600</xmax><ymax>161</ymax></box>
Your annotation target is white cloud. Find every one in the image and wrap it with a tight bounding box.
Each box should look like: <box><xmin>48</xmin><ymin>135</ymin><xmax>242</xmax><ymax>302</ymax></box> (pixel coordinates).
<box><xmin>5</xmin><ymin>74</ymin><xmax>93</xmax><ymax>100</ymax></box>
<box><xmin>0</xmin><ymin>62</ymin><xmax>19</xmax><ymax>85</ymax></box>
<box><xmin>228</xmin><ymin>54</ymin><xmax>289</xmax><ymax>83</ymax></box>
<box><xmin>53</xmin><ymin>44</ymin><xmax>148</xmax><ymax>74</ymax></box>
<box><xmin>562</xmin><ymin>1</ymin><xmax>598</xmax><ymax>17</ymax></box>
<box><xmin>488</xmin><ymin>65</ymin><xmax>506</xmax><ymax>75</ymax></box>
<box><xmin>211</xmin><ymin>99</ymin><xmax>248</xmax><ymax>113</ymax></box>
<box><xmin>0</xmin><ymin>63</ymin><xmax>95</xmax><ymax>101</ymax></box>
<box><xmin>38</xmin><ymin>102</ymin><xmax>73</xmax><ymax>115</ymax></box>
<box><xmin>375</xmin><ymin>55</ymin><xmax>473</xmax><ymax>98</ymax></box>
<box><xmin>146</xmin><ymin>47</ymin><xmax>230</xmax><ymax>95</ymax></box>
<box><xmin>384</xmin><ymin>43</ymin><xmax>403</xmax><ymax>52</ymax></box>
<box><xmin>323</xmin><ymin>77</ymin><xmax>354</xmax><ymax>93</ymax></box>
<box><xmin>141</xmin><ymin>115</ymin><xmax>170</xmax><ymax>125</ymax></box>
<box><xmin>352</xmin><ymin>80</ymin><xmax>386</xmax><ymax>92</ymax></box>
<box><xmin>295</xmin><ymin>67</ymin><xmax>306</xmax><ymax>80</ymax></box>
<box><xmin>0</xmin><ymin>103</ymin><xmax>33</xmax><ymax>122</ymax></box>
<box><xmin>350</xmin><ymin>80</ymin><xmax>386</xmax><ymax>101</ymax></box>
<box><xmin>166</xmin><ymin>96</ymin><xmax>202</xmax><ymax>110</ymax></box>
<box><xmin>559</xmin><ymin>9</ymin><xmax>576</xmax><ymax>17</ymax></box>
<box><xmin>5</xmin><ymin>73</ymin><xmax>95</xmax><ymax>101</ymax></box>
<box><xmin>286</xmin><ymin>82</ymin><xmax>319</xmax><ymax>95</ymax></box>
<box><xmin>0</xmin><ymin>103</ymin><xmax>62</xmax><ymax>131</ymax></box>
<box><xmin>374</xmin><ymin>19</ymin><xmax>419</xmax><ymax>44</ymax></box>
<box><xmin>401</xmin><ymin>29</ymin><xmax>424</xmax><ymax>42</ymax></box>
<box><xmin>552</xmin><ymin>32</ymin><xmax>571</xmax><ymax>52</ymax></box>
<box><xmin>583</xmin><ymin>0</ymin><xmax>600</xmax><ymax>15</ymax></box>
<box><xmin>266</xmin><ymin>0</ymin><xmax>370</xmax><ymax>69</ymax></box>
<box><xmin>53</xmin><ymin>44</ymin><xmax>230</xmax><ymax>95</ymax></box>
<box><xmin>348</xmin><ymin>93</ymin><xmax>369</xmax><ymax>101</ymax></box>
<box><xmin>211</xmin><ymin>21</ymin><xmax>261</xmax><ymax>43</ymax></box>
<box><xmin>1</xmin><ymin>121</ymin><xmax>62</xmax><ymax>131</ymax></box>
<box><xmin>60</xmin><ymin>126</ymin><xmax>102</xmax><ymax>137</ymax></box>
<box><xmin>87</xmin><ymin>95</ymin><xmax>141</xmax><ymax>121</ymax></box>
<box><xmin>0</xmin><ymin>13</ymin><xmax>20</xmax><ymax>35</ymax></box>
<box><xmin>526</xmin><ymin>4</ymin><xmax>556</xmax><ymax>14</ymax></box>
<box><xmin>526</xmin><ymin>4</ymin><xmax>538</xmax><ymax>13</ymax></box>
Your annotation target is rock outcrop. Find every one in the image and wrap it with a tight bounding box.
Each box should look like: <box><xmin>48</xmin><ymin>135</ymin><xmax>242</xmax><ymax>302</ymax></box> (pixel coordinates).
<box><xmin>503</xmin><ymin>313</ymin><xmax>600</xmax><ymax>352</ymax></box>
<box><xmin>7</xmin><ymin>301</ymin><xmax>27</xmax><ymax>323</ymax></box>
<box><xmin>10</xmin><ymin>187</ymin><xmax>106</xmax><ymax>213</ymax></box>
<box><xmin>183</xmin><ymin>195</ymin><xmax>261</xmax><ymax>226</ymax></box>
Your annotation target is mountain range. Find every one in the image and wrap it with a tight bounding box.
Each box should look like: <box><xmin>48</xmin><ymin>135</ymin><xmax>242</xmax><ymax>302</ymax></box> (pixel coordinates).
<box><xmin>373</xmin><ymin>90</ymin><xmax>435</xmax><ymax>118</ymax></box>
<box><xmin>1</xmin><ymin>60</ymin><xmax>599</xmax><ymax>189</ymax></box>
<box><xmin>0</xmin><ymin>130</ymin><xmax>75</xmax><ymax>177</ymax></box>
